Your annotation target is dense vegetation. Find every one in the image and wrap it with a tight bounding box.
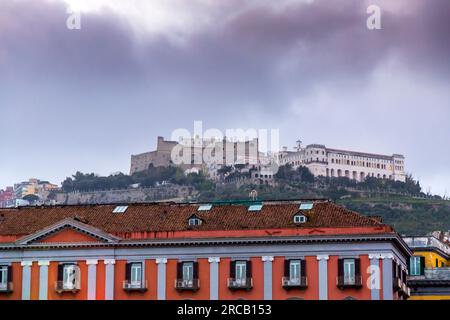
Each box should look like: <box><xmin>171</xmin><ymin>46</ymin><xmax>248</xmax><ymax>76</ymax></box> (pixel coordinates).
<box><xmin>62</xmin><ymin>165</ymin><xmax>213</xmax><ymax>193</ymax></box>
<box><xmin>340</xmin><ymin>200</ymin><xmax>450</xmax><ymax>236</ymax></box>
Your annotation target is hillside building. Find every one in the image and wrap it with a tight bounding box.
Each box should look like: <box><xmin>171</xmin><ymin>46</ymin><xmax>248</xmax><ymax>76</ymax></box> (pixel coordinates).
<box><xmin>278</xmin><ymin>141</ymin><xmax>406</xmax><ymax>182</ymax></box>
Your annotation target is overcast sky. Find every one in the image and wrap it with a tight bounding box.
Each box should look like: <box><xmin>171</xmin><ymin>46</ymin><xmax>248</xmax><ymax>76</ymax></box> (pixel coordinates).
<box><xmin>0</xmin><ymin>0</ymin><xmax>449</xmax><ymax>196</ymax></box>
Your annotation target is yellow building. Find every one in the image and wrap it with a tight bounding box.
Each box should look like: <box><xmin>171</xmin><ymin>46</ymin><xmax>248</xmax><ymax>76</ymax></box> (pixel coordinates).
<box><xmin>403</xmin><ymin>236</ymin><xmax>450</xmax><ymax>300</ymax></box>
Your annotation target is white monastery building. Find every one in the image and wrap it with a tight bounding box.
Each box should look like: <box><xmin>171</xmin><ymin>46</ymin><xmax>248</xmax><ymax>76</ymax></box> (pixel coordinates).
<box><xmin>278</xmin><ymin>141</ymin><xmax>406</xmax><ymax>182</ymax></box>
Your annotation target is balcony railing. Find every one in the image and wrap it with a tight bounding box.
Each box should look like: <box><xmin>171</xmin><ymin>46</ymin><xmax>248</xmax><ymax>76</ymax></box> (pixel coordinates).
<box><xmin>0</xmin><ymin>282</ymin><xmax>13</xmax><ymax>294</ymax></box>
<box><xmin>227</xmin><ymin>278</ymin><xmax>253</xmax><ymax>290</ymax></box>
<box><xmin>282</xmin><ymin>276</ymin><xmax>308</xmax><ymax>289</ymax></box>
<box><xmin>336</xmin><ymin>276</ymin><xmax>363</xmax><ymax>289</ymax></box>
<box><xmin>174</xmin><ymin>279</ymin><xmax>200</xmax><ymax>291</ymax></box>
<box><xmin>408</xmin><ymin>267</ymin><xmax>450</xmax><ymax>281</ymax></box>
<box><xmin>123</xmin><ymin>280</ymin><xmax>148</xmax><ymax>292</ymax></box>
<box><xmin>55</xmin><ymin>281</ymin><xmax>81</xmax><ymax>293</ymax></box>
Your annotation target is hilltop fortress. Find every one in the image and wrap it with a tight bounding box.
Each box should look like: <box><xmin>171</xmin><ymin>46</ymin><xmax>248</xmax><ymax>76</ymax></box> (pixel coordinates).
<box><xmin>130</xmin><ymin>136</ymin><xmax>260</xmax><ymax>175</ymax></box>
<box><xmin>131</xmin><ymin>137</ymin><xmax>406</xmax><ymax>183</ymax></box>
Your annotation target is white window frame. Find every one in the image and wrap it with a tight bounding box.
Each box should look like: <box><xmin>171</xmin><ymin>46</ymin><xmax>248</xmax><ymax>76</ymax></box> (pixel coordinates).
<box><xmin>235</xmin><ymin>261</ymin><xmax>247</xmax><ymax>285</ymax></box>
<box><xmin>294</xmin><ymin>215</ymin><xmax>306</xmax><ymax>223</ymax></box>
<box><xmin>188</xmin><ymin>217</ymin><xmax>202</xmax><ymax>226</ymax></box>
<box><xmin>130</xmin><ymin>263</ymin><xmax>142</xmax><ymax>286</ymax></box>
<box><xmin>289</xmin><ymin>260</ymin><xmax>301</xmax><ymax>283</ymax></box>
<box><xmin>410</xmin><ymin>256</ymin><xmax>421</xmax><ymax>276</ymax></box>
<box><xmin>182</xmin><ymin>262</ymin><xmax>194</xmax><ymax>284</ymax></box>
<box><xmin>343</xmin><ymin>259</ymin><xmax>356</xmax><ymax>285</ymax></box>
<box><xmin>0</xmin><ymin>266</ymin><xmax>8</xmax><ymax>289</ymax></box>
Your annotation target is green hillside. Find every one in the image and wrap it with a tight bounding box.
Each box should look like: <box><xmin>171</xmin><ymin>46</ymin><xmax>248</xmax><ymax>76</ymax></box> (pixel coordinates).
<box><xmin>338</xmin><ymin>198</ymin><xmax>450</xmax><ymax>236</ymax></box>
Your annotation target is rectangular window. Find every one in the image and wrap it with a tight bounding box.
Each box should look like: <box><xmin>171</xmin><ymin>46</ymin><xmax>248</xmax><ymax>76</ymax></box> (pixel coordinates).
<box><xmin>182</xmin><ymin>262</ymin><xmax>194</xmax><ymax>282</ymax></box>
<box><xmin>62</xmin><ymin>264</ymin><xmax>77</xmax><ymax>289</ymax></box>
<box><xmin>0</xmin><ymin>266</ymin><xmax>8</xmax><ymax>289</ymax></box>
<box><xmin>130</xmin><ymin>263</ymin><xmax>142</xmax><ymax>285</ymax></box>
<box><xmin>410</xmin><ymin>257</ymin><xmax>421</xmax><ymax>276</ymax></box>
<box><xmin>343</xmin><ymin>259</ymin><xmax>355</xmax><ymax>285</ymax></box>
<box><xmin>235</xmin><ymin>261</ymin><xmax>247</xmax><ymax>285</ymax></box>
<box><xmin>289</xmin><ymin>260</ymin><xmax>301</xmax><ymax>282</ymax></box>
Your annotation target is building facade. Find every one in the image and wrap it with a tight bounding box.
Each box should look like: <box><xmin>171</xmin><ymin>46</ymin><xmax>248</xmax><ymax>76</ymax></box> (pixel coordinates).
<box><xmin>13</xmin><ymin>179</ymin><xmax>59</xmax><ymax>200</ymax></box>
<box><xmin>403</xmin><ymin>236</ymin><xmax>450</xmax><ymax>300</ymax></box>
<box><xmin>130</xmin><ymin>136</ymin><xmax>259</xmax><ymax>176</ymax></box>
<box><xmin>0</xmin><ymin>187</ymin><xmax>14</xmax><ymax>208</ymax></box>
<box><xmin>278</xmin><ymin>143</ymin><xmax>406</xmax><ymax>182</ymax></box>
<box><xmin>0</xmin><ymin>200</ymin><xmax>411</xmax><ymax>300</ymax></box>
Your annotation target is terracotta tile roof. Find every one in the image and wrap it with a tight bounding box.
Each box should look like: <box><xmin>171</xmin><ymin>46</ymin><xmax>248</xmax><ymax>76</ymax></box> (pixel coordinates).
<box><xmin>0</xmin><ymin>200</ymin><xmax>389</xmax><ymax>238</ymax></box>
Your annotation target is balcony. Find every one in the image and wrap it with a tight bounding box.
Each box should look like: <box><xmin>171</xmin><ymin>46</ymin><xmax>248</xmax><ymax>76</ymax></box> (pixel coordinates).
<box><xmin>123</xmin><ymin>280</ymin><xmax>148</xmax><ymax>292</ymax></box>
<box><xmin>0</xmin><ymin>282</ymin><xmax>13</xmax><ymax>294</ymax></box>
<box><xmin>282</xmin><ymin>276</ymin><xmax>308</xmax><ymax>290</ymax></box>
<box><xmin>175</xmin><ymin>279</ymin><xmax>200</xmax><ymax>291</ymax></box>
<box><xmin>227</xmin><ymin>278</ymin><xmax>253</xmax><ymax>290</ymax></box>
<box><xmin>55</xmin><ymin>281</ymin><xmax>80</xmax><ymax>293</ymax></box>
<box><xmin>336</xmin><ymin>276</ymin><xmax>363</xmax><ymax>289</ymax></box>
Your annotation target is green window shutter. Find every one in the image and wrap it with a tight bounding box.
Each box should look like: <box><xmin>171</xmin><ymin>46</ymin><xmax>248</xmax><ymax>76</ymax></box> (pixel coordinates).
<box><xmin>284</xmin><ymin>259</ymin><xmax>290</xmax><ymax>277</ymax></box>
<box><xmin>8</xmin><ymin>265</ymin><xmax>13</xmax><ymax>282</ymax></box>
<box><xmin>419</xmin><ymin>256</ymin><xmax>425</xmax><ymax>275</ymax></box>
<box><xmin>337</xmin><ymin>259</ymin><xmax>344</xmax><ymax>277</ymax></box>
<box><xmin>125</xmin><ymin>263</ymin><xmax>132</xmax><ymax>281</ymax></box>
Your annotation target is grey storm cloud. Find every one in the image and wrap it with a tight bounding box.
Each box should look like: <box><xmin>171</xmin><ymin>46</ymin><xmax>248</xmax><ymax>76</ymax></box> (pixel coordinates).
<box><xmin>0</xmin><ymin>0</ymin><xmax>449</xmax><ymax>195</ymax></box>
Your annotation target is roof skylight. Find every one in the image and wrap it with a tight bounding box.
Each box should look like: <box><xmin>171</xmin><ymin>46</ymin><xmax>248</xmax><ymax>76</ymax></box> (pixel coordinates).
<box><xmin>198</xmin><ymin>204</ymin><xmax>213</xmax><ymax>211</ymax></box>
<box><xmin>248</xmin><ymin>204</ymin><xmax>263</xmax><ymax>212</ymax></box>
<box><xmin>113</xmin><ymin>206</ymin><xmax>128</xmax><ymax>213</ymax></box>
<box><xmin>299</xmin><ymin>203</ymin><xmax>313</xmax><ymax>210</ymax></box>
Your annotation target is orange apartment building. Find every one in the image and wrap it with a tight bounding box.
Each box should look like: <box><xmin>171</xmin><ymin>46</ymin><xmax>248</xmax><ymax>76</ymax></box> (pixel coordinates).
<box><xmin>0</xmin><ymin>200</ymin><xmax>411</xmax><ymax>300</ymax></box>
